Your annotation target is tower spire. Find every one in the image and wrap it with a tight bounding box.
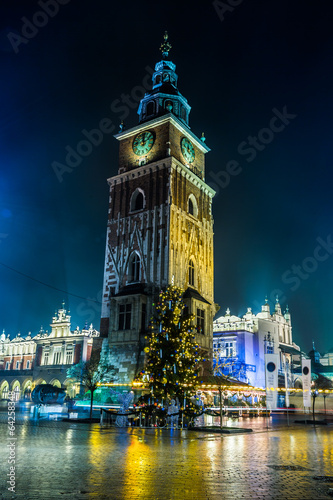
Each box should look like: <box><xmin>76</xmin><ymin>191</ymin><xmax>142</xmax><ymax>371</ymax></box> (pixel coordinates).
<box><xmin>160</xmin><ymin>31</ymin><xmax>172</xmax><ymax>59</ymax></box>
<box><xmin>138</xmin><ymin>33</ymin><xmax>191</xmax><ymax>126</ymax></box>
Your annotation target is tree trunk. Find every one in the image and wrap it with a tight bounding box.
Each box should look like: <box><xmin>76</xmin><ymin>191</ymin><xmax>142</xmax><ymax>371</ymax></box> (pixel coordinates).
<box><xmin>90</xmin><ymin>390</ymin><xmax>94</xmax><ymax>421</ymax></box>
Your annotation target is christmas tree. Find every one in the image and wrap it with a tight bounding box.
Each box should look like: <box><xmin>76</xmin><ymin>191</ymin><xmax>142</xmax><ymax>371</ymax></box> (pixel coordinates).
<box><xmin>139</xmin><ymin>285</ymin><xmax>203</xmax><ymax>402</ymax></box>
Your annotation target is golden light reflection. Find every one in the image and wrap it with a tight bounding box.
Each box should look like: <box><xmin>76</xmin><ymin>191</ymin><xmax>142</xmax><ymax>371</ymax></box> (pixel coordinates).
<box><xmin>65</xmin><ymin>428</ymin><xmax>74</xmax><ymax>455</ymax></box>
<box><xmin>84</xmin><ymin>424</ymin><xmax>333</xmax><ymax>499</ymax></box>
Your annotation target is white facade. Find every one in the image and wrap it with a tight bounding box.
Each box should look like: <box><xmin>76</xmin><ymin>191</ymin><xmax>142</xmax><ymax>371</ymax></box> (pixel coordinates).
<box><xmin>320</xmin><ymin>350</ymin><xmax>333</xmax><ymax>366</ymax></box>
<box><xmin>213</xmin><ymin>299</ymin><xmax>300</xmax><ymax>388</ymax></box>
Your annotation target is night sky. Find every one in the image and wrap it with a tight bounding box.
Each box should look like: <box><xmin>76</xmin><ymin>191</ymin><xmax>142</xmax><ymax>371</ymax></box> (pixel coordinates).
<box><xmin>1</xmin><ymin>1</ymin><xmax>332</xmax><ymax>354</ymax></box>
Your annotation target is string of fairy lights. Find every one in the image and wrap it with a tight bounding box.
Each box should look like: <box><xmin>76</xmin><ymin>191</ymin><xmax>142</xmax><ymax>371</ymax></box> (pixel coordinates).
<box><xmin>135</xmin><ymin>285</ymin><xmax>204</xmax><ymax>400</ymax></box>
<box><xmin>97</xmin><ymin>285</ymin><xmax>333</xmax><ymax>397</ymax></box>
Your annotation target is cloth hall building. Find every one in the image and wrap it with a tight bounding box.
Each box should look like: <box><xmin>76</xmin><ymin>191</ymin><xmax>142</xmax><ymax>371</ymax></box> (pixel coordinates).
<box><xmin>213</xmin><ymin>298</ymin><xmax>301</xmax><ymax>388</ymax></box>
<box><xmin>0</xmin><ymin>304</ymin><xmax>99</xmax><ymax>400</ymax></box>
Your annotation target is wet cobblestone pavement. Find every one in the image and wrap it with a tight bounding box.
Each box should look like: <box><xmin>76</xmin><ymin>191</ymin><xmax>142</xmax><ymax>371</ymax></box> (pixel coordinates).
<box><xmin>1</xmin><ymin>415</ymin><xmax>333</xmax><ymax>499</ymax></box>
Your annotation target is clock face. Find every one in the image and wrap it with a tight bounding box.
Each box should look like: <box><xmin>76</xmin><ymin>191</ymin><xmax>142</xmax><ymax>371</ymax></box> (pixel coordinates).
<box><xmin>181</xmin><ymin>137</ymin><xmax>195</xmax><ymax>164</ymax></box>
<box><xmin>133</xmin><ymin>131</ymin><xmax>155</xmax><ymax>156</ymax></box>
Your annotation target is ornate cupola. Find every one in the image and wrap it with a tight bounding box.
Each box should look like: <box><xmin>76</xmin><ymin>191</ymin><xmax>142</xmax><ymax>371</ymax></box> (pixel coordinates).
<box><xmin>274</xmin><ymin>295</ymin><xmax>282</xmax><ymax>315</ymax></box>
<box><xmin>137</xmin><ymin>32</ymin><xmax>191</xmax><ymax>127</ymax></box>
<box><xmin>284</xmin><ymin>305</ymin><xmax>291</xmax><ymax>323</ymax></box>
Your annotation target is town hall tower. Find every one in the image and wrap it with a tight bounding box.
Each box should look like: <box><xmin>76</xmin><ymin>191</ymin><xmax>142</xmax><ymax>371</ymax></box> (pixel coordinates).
<box><xmin>100</xmin><ymin>33</ymin><xmax>217</xmax><ymax>383</ymax></box>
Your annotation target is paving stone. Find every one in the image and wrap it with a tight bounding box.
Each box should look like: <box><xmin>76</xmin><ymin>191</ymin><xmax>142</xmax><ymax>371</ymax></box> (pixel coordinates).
<box><xmin>0</xmin><ymin>414</ymin><xmax>333</xmax><ymax>499</ymax></box>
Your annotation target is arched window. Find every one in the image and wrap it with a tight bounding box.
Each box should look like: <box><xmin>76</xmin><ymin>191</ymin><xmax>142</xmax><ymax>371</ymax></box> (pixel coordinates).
<box><xmin>189</xmin><ymin>259</ymin><xmax>195</xmax><ymax>286</ymax></box>
<box><xmin>129</xmin><ymin>253</ymin><xmax>140</xmax><ymax>282</ymax></box>
<box><xmin>134</xmin><ymin>192</ymin><xmax>144</xmax><ymax>211</ymax></box>
<box><xmin>188</xmin><ymin>194</ymin><xmax>198</xmax><ymax>217</ymax></box>
<box><xmin>130</xmin><ymin>189</ymin><xmax>145</xmax><ymax>212</ymax></box>
<box><xmin>181</xmin><ymin>107</ymin><xmax>187</xmax><ymax>121</ymax></box>
<box><xmin>165</xmin><ymin>100</ymin><xmax>173</xmax><ymax>112</ymax></box>
<box><xmin>188</xmin><ymin>198</ymin><xmax>194</xmax><ymax>215</ymax></box>
<box><xmin>147</xmin><ymin>101</ymin><xmax>155</xmax><ymax>116</ymax></box>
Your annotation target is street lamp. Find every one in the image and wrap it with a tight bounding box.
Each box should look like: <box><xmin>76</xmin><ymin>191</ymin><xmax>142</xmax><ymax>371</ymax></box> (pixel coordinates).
<box><xmin>312</xmin><ymin>389</ymin><xmax>318</xmax><ymax>424</ymax></box>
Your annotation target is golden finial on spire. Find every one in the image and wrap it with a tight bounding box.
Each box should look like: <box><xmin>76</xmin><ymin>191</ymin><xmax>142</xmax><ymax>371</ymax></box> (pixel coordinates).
<box><xmin>160</xmin><ymin>31</ymin><xmax>172</xmax><ymax>59</ymax></box>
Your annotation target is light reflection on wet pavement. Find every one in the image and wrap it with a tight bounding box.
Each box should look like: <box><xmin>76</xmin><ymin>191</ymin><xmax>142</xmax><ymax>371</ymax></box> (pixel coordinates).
<box><xmin>1</xmin><ymin>414</ymin><xmax>333</xmax><ymax>499</ymax></box>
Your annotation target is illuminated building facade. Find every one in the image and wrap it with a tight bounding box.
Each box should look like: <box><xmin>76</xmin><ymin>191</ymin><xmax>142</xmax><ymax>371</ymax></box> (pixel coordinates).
<box><xmin>213</xmin><ymin>298</ymin><xmax>300</xmax><ymax>388</ymax></box>
<box><xmin>0</xmin><ymin>304</ymin><xmax>99</xmax><ymax>400</ymax></box>
<box><xmin>100</xmin><ymin>33</ymin><xmax>218</xmax><ymax>383</ymax></box>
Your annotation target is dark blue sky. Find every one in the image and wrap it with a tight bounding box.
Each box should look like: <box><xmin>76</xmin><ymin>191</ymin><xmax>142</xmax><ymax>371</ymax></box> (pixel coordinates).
<box><xmin>1</xmin><ymin>0</ymin><xmax>332</xmax><ymax>353</ymax></box>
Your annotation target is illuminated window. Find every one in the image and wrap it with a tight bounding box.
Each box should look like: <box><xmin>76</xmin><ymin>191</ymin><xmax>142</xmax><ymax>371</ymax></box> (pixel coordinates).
<box><xmin>267</xmin><ymin>344</ymin><xmax>274</xmax><ymax>354</ymax></box>
<box><xmin>66</xmin><ymin>350</ymin><xmax>73</xmax><ymax>365</ymax></box>
<box><xmin>53</xmin><ymin>348</ymin><xmax>61</xmax><ymax>365</ymax></box>
<box><xmin>165</xmin><ymin>100</ymin><xmax>173</xmax><ymax>112</ymax></box>
<box><xmin>225</xmin><ymin>342</ymin><xmax>234</xmax><ymax>357</ymax></box>
<box><xmin>119</xmin><ymin>304</ymin><xmax>132</xmax><ymax>330</ymax></box>
<box><xmin>197</xmin><ymin>309</ymin><xmax>205</xmax><ymax>335</ymax></box>
<box><xmin>43</xmin><ymin>351</ymin><xmax>49</xmax><ymax>365</ymax></box>
<box><xmin>13</xmin><ymin>386</ymin><xmax>20</xmax><ymax>401</ymax></box>
<box><xmin>189</xmin><ymin>260</ymin><xmax>195</xmax><ymax>286</ymax></box>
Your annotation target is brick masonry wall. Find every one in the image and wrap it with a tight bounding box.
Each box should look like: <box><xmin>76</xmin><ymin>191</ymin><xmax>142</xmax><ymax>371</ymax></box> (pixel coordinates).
<box><xmin>74</xmin><ymin>343</ymin><xmax>82</xmax><ymax>364</ymax></box>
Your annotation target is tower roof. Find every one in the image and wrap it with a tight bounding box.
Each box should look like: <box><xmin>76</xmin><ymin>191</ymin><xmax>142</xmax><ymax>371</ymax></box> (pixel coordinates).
<box><xmin>137</xmin><ymin>32</ymin><xmax>191</xmax><ymax>127</ymax></box>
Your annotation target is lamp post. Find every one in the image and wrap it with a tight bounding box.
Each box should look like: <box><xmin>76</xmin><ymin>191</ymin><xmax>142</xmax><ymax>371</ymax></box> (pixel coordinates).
<box><xmin>219</xmin><ymin>388</ymin><xmax>223</xmax><ymax>429</ymax></box>
<box><xmin>323</xmin><ymin>393</ymin><xmax>327</xmax><ymax>418</ymax></box>
<box><xmin>312</xmin><ymin>389</ymin><xmax>318</xmax><ymax>425</ymax></box>
<box><xmin>263</xmin><ymin>333</ymin><xmax>275</xmax><ymax>430</ymax></box>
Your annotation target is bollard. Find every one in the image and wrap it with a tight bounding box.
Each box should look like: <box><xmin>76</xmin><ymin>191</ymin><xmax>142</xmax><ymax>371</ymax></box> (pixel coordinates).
<box><xmin>33</xmin><ymin>405</ymin><xmax>40</xmax><ymax>420</ymax></box>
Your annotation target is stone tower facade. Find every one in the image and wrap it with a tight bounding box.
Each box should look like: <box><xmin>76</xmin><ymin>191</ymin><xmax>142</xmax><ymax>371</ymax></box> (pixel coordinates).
<box><xmin>100</xmin><ymin>34</ymin><xmax>217</xmax><ymax>383</ymax></box>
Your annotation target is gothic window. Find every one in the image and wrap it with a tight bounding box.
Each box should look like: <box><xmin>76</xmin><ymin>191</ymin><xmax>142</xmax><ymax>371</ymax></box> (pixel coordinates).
<box><xmin>189</xmin><ymin>259</ymin><xmax>195</xmax><ymax>286</ymax></box>
<box><xmin>135</xmin><ymin>192</ymin><xmax>144</xmax><ymax>210</ymax></box>
<box><xmin>118</xmin><ymin>304</ymin><xmax>132</xmax><ymax>330</ymax></box>
<box><xmin>13</xmin><ymin>386</ymin><xmax>20</xmax><ymax>401</ymax></box>
<box><xmin>129</xmin><ymin>253</ymin><xmax>140</xmax><ymax>282</ymax></box>
<box><xmin>188</xmin><ymin>194</ymin><xmax>198</xmax><ymax>217</ymax></box>
<box><xmin>2</xmin><ymin>384</ymin><xmax>9</xmax><ymax>398</ymax></box>
<box><xmin>130</xmin><ymin>189</ymin><xmax>145</xmax><ymax>212</ymax></box>
<box><xmin>147</xmin><ymin>101</ymin><xmax>155</xmax><ymax>116</ymax></box>
<box><xmin>196</xmin><ymin>308</ymin><xmax>205</xmax><ymax>335</ymax></box>
<box><xmin>188</xmin><ymin>198</ymin><xmax>194</xmax><ymax>215</ymax></box>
